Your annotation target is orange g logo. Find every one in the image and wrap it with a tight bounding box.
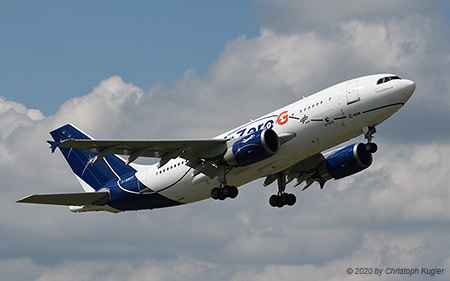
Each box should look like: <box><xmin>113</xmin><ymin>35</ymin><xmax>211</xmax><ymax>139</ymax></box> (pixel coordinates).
<box><xmin>277</xmin><ymin>111</ymin><xmax>289</xmax><ymax>125</ymax></box>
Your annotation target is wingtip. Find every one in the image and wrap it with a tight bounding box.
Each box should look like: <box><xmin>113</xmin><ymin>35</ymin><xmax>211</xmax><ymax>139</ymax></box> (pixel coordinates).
<box><xmin>16</xmin><ymin>195</ymin><xmax>31</xmax><ymax>204</ymax></box>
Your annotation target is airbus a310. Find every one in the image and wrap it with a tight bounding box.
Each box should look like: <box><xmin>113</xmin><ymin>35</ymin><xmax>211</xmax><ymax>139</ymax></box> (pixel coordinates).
<box><xmin>17</xmin><ymin>74</ymin><xmax>415</xmax><ymax>213</ymax></box>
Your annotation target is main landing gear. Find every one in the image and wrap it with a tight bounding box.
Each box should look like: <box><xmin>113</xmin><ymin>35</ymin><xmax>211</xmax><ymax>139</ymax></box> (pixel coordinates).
<box><xmin>211</xmin><ymin>166</ymin><xmax>239</xmax><ymax>201</ymax></box>
<box><xmin>269</xmin><ymin>193</ymin><xmax>296</xmax><ymax>208</ymax></box>
<box><xmin>363</xmin><ymin>125</ymin><xmax>378</xmax><ymax>153</ymax></box>
<box><xmin>211</xmin><ymin>185</ymin><xmax>238</xmax><ymax>200</ymax></box>
<box><xmin>269</xmin><ymin>171</ymin><xmax>296</xmax><ymax>208</ymax></box>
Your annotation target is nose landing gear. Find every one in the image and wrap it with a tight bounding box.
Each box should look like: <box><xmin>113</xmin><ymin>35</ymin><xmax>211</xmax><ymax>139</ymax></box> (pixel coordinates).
<box><xmin>363</xmin><ymin>126</ymin><xmax>378</xmax><ymax>153</ymax></box>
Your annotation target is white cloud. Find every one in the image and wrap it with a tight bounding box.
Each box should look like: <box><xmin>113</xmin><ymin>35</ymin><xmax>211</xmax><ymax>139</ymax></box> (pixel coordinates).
<box><xmin>53</xmin><ymin>75</ymin><xmax>145</xmax><ymax>137</ymax></box>
<box><xmin>364</xmin><ymin>142</ymin><xmax>450</xmax><ymax>222</ymax></box>
<box><xmin>0</xmin><ymin>258</ymin><xmax>45</xmax><ymax>281</ymax></box>
<box><xmin>0</xmin><ymin>97</ymin><xmax>44</xmax><ymax>141</ymax></box>
<box><xmin>8</xmin><ymin>231</ymin><xmax>449</xmax><ymax>281</ymax></box>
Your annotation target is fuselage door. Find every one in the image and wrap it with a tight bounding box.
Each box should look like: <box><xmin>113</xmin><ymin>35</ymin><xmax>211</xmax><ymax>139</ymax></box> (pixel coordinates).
<box><xmin>346</xmin><ymin>81</ymin><xmax>360</xmax><ymax>105</ymax></box>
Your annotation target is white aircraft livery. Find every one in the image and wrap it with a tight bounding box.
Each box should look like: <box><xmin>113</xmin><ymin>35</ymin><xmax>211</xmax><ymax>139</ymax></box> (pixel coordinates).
<box><xmin>17</xmin><ymin>74</ymin><xmax>416</xmax><ymax>213</ymax></box>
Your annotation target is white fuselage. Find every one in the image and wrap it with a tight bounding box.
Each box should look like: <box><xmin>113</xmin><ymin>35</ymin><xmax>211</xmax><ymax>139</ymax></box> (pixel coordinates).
<box><xmin>131</xmin><ymin>74</ymin><xmax>415</xmax><ymax>205</ymax></box>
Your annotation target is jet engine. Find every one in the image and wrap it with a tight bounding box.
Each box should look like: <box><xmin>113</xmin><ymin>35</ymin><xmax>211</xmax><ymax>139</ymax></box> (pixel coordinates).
<box><xmin>223</xmin><ymin>129</ymin><xmax>280</xmax><ymax>166</ymax></box>
<box><xmin>321</xmin><ymin>143</ymin><xmax>373</xmax><ymax>180</ymax></box>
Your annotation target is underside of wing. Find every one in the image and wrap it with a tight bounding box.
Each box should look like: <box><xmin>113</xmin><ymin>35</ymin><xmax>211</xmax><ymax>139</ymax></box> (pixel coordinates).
<box><xmin>266</xmin><ymin>142</ymin><xmax>374</xmax><ymax>191</ymax></box>
<box><xmin>288</xmin><ymin>153</ymin><xmax>329</xmax><ymax>189</ymax></box>
<box><xmin>16</xmin><ymin>191</ymin><xmax>110</xmax><ymax>206</ymax></box>
<box><xmin>263</xmin><ymin>153</ymin><xmax>329</xmax><ymax>191</ymax></box>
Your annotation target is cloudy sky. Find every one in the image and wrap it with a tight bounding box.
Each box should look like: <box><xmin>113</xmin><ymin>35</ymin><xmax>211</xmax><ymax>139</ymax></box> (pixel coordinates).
<box><xmin>1</xmin><ymin>1</ymin><xmax>450</xmax><ymax>280</ymax></box>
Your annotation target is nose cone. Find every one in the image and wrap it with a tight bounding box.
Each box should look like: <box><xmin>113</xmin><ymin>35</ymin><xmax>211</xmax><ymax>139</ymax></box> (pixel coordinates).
<box><xmin>404</xmin><ymin>79</ymin><xmax>416</xmax><ymax>95</ymax></box>
<box><xmin>397</xmin><ymin>79</ymin><xmax>416</xmax><ymax>103</ymax></box>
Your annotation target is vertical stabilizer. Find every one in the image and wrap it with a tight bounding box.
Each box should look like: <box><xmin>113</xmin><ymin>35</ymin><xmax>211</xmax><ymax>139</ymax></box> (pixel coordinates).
<box><xmin>48</xmin><ymin>124</ymin><xmax>136</xmax><ymax>191</ymax></box>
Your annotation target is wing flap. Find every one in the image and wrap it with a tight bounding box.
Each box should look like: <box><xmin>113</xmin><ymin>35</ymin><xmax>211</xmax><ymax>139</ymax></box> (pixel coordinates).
<box><xmin>264</xmin><ymin>153</ymin><xmax>329</xmax><ymax>191</ymax></box>
<box><xmin>16</xmin><ymin>191</ymin><xmax>110</xmax><ymax>206</ymax></box>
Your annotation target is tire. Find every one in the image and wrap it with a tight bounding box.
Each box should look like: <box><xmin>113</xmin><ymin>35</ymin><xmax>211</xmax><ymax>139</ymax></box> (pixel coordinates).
<box><xmin>211</xmin><ymin>187</ymin><xmax>222</xmax><ymax>200</ymax></box>
<box><xmin>365</xmin><ymin>143</ymin><xmax>378</xmax><ymax>153</ymax></box>
<box><xmin>369</xmin><ymin>143</ymin><xmax>378</xmax><ymax>153</ymax></box>
<box><xmin>269</xmin><ymin>195</ymin><xmax>279</xmax><ymax>207</ymax></box>
<box><xmin>287</xmin><ymin>193</ymin><xmax>296</xmax><ymax>206</ymax></box>
<box><xmin>229</xmin><ymin>186</ymin><xmax>238</xmax><ymax>199</ymax></box>
<box><xmin>280</xmin><ymin>193</ymin><xmax>289</xmax><ymax>205</ymax></box>
<box><xmin>222</xmin><ymin>186</ymin><xmax>231</xmax><ymax>197</ymax></box>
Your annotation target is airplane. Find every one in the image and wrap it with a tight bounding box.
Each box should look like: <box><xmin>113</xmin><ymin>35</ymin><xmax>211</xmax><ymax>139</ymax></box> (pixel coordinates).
<box><xmin>17</xmin><ymin>74</ymin><xmax>416</xmax><ymax>213</ymax></box>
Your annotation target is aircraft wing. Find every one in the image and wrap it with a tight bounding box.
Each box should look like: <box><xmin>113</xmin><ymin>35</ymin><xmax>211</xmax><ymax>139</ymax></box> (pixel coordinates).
<box><xmin>57</xmin><ymin>138</ymin><xmax>228</xmax><ymax>168</ymax></box>
<box><xmin>16</xmin><ymin>191</ymin><xmax>110</xmax><ymax>206</ymax></box>
<box><xmin>55</xmin><ymin>129</ymin><xmax>297</xmax><ymax>179</ymax></box>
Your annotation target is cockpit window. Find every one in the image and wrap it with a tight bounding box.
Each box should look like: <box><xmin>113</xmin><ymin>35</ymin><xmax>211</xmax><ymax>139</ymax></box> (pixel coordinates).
<box><xmin>376</xmin><ymin>75</ymin><xmax>402</xmax><ymax>85</ymax></box>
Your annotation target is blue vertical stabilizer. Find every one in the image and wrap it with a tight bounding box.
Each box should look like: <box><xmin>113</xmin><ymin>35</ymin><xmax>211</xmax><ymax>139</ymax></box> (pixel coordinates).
<box><xmin>48</xmin><ymin>124</ymin><xmax>136</xmax><ymax>191</ymax></box>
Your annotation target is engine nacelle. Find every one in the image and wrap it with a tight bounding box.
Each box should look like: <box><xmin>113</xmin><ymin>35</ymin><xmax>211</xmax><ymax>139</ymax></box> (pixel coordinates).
<box><xmin>323</xmin><ymin>143</ymin><xmax>372</xmax><ymax>180</ymax></box>
<box><xmin>223</xmin><ymin>129</ymin><xmax>280</xmax><ymax>167</ymax></box>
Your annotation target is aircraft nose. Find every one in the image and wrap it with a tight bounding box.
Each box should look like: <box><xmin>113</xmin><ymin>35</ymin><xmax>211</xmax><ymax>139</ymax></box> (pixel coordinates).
<box><xmin>405</xmin><ymin>79</ymin><xmax>416</xmax><ymax>94</ymax></box>
<box><xmin>397</xmin><ymin>79</ymin><xmax>415</xmax><ymax>103</ymax></box>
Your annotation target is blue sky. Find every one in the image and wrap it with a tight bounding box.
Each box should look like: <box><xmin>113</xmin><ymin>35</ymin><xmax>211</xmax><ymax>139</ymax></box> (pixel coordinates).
<box><xmin>1</xmin><ymin>0</ymin><xmax>259</xmax><ymax>115</ymax></box>
<box><xmin>2</xmin><ymin>1</ymin><xmax>450</xmax><ymax>281</ymax></box>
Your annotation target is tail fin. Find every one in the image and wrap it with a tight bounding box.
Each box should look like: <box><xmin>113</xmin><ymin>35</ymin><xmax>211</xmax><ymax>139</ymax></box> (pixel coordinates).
<box><xmin>48</xmin><ymin>124</ymin><xmax>136</xmax><ymax>192</ymax></box>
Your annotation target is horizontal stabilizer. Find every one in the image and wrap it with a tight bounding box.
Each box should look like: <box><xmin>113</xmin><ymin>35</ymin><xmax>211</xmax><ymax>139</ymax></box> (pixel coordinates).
<box><xmin>16</xmin><ymin>191</ymin><xmax>110</xmax><ymax>206</ymax></box>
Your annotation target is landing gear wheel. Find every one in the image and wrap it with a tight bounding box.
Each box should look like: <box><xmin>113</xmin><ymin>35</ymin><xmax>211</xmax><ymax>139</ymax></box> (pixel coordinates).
<box><xmin>219</xmin><ymin>192</ymin><xmax>226</xmax><ymax>201</ymax></box>
<box><xmin>229</xmin><ymin>186</ymin><xmax>238</xmax><ymax>199</ymax></box>
<box><xmin>222</xmin><ymin>186</ymin><xmax>231</xmax><ymax>197</ymax></box>
<box><xmin>269</xmin><ymin>195</ymin><xmax>279</xmax><ymax>207</ymax></box>
<box><xmin>276</xmin><ymin>196</ymin><xmax>284</xmax><ymax>208</ymax></box>
<box><xmin>211</xmin><ymin>187</ymin><xmax>222</xmax><ymax>200</ymax></box>
<box><xmin>365</xmin><ymin>142</ymin><xmax>378</xmax><ymax>153</ymax></box>
<box><xmin>287</xmin><ymin>193</ymin><xmax>296</xmax><ymax>206</ymax></box>
<box><xmin>280</xmin><ymin>193</ymin><xmax>289</xmax><ymax>205</ymax></box>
